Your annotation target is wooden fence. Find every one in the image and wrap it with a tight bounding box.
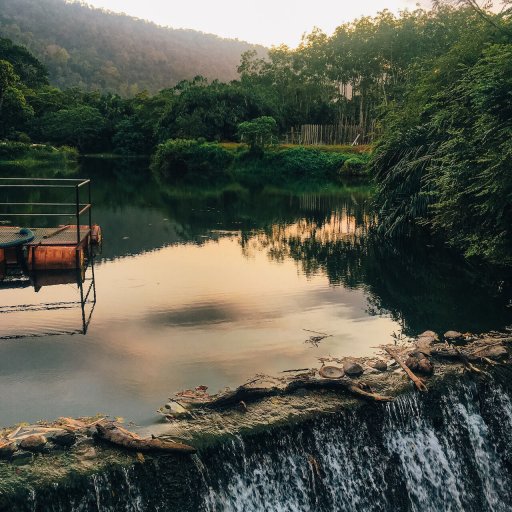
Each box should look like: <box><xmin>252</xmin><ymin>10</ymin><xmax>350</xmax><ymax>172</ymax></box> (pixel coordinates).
<box><xmin>284</xmin><ymin>121</ymin><xmax>377</xmax><ymax>146</ymax></box>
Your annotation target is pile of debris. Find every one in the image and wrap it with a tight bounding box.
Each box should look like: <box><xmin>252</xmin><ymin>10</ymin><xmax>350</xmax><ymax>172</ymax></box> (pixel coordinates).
<box><xmin>0</xmin><ymin>416</ymin><xmax>195</xmax><ymax>465</ymax></box>
<box><xmin>159</xmin><ymin>330</ymin><xmax>511</xmax><ymax>420</ymax></box>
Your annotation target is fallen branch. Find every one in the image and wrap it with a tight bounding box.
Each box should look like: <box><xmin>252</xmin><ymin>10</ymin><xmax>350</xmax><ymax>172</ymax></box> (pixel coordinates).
<box><xmin>7</xmin><ymin>426</ymin><xmax>22</xmax><ymax>440</ymax></box>
<box><xmin>201</xmin><ymin>378</ymin><xmax>393</xmax><ymax>409</ymax></box>
<box><xmin>453</xmin><ymin>347</ymin><xmax>484</xmax><ymax>375</ymax></box>
<box><xmin>385</xmin><ymin>347</ymin><xmax>428</xmax><ymax>392</ymax></box>
<box><xmin>303</xmin><ymin>329</ymin><xmax>330</xmax><ymax>336</ymax></box>
<box><xmin>96</xmin><ymin>421</ymin><xmax>196</xmax><ymax>454</ymax></box>
<box><xmin>202</xmin><ymin>386</ymin><xmax>282</xmax><ymax>408</ymax></box>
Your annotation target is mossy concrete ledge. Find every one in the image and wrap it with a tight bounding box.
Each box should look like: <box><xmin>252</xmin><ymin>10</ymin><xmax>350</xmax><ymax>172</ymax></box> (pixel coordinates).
<box><xmin>0</xmin><ymin>332</ymin><xmax>511</xmax><ymax>510</ymax></box>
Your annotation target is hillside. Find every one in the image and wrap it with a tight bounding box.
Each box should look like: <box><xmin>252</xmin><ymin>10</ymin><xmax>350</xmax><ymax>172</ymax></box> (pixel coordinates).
<box><xmin>0</xmin><ymin>0</ymin><xmax>266</xmax><ymax>95</ymax></box>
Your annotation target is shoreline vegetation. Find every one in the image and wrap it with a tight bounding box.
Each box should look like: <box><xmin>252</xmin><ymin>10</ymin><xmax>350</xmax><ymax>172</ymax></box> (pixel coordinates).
<box><xmin>0</xmin><ymin>142</ymin><xmax>77</xmax><ymax>164</ymax></box>
<box><xmin>150</xmin><ymin>140</ymin><xmax>371</xmax><ymax>185</ymax></box>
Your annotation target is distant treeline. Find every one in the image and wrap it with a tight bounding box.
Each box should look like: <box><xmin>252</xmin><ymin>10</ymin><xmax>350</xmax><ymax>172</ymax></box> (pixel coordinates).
<box><xmin>0</xmin><ymin>0</ymin><xmax>265</xmax><ymax>95</ymax></box>
<box><xmin>0</xmin><ymin>5</ymin><xmax>496</xmax><ymax>152</ymax></box>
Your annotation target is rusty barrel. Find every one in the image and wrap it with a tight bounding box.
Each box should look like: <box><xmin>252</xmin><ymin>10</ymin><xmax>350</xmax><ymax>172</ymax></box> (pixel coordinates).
<box><xmin>27</xmin><ymin>246</ymin><xmax>84</xmax><ymax>270</ymax></box>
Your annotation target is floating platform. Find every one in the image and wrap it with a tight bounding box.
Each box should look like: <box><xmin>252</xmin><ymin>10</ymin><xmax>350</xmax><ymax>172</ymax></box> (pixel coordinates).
<box><xmin>0</xmin><ymin>225</ymin><xmax>101</xmax><ymax>271</ymax></box>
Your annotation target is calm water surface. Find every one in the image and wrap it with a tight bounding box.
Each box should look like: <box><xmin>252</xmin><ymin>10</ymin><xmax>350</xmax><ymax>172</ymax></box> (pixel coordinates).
<box><xmin>0</xmin><ymin>160</ymin><xmax>511</xmax><ymax>426</ymax></box>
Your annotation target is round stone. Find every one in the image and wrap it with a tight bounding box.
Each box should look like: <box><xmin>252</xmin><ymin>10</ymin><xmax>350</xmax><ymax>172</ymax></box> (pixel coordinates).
<box><xmin>343</xmin><ymin>362</ymin><xmax>364</xmax><ymax>377</ymax></box>
<box><xmin>50</xmin><ymin>431</ymin><xmax>77</xmax><ymax>447</ymax></box>
<box><xmin>19</xmin><ymin>435</ymin><xmax>47</xmax><ymax>452</ymax></box>
<box><xmin>319</xmin><ymin>366</ymin><xmax>344</xmax><ymax>379</ymax></box>
<box><xmin>418</xmin><ymin>330</ymin><xmax>439</xmax><ymax>340</ymax></box>
<box><xmin>0</xmin><ymin>441</ymin><xmax>17</xmax><ymax>459</ymax></box>
<box><xmin>372</xmin><ymin>360</ymin><xmax>387</xmax><ymax>372</ymax></box>
<box><xmin>444</xmin><ymin>331</ymin><xmax>464</xmax><ymax>341</ymax></box>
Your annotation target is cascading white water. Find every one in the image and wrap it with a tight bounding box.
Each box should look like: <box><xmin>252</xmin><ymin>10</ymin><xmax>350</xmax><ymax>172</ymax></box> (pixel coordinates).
<box><xmin>10</xmin><ymin>378</ymin><xmax>512</xmax><ymax>512</ymax></box>
<box><xmin>199</xmin><ymin>380</ymin><xmax>512</xmax><ymax>512</ymax></box>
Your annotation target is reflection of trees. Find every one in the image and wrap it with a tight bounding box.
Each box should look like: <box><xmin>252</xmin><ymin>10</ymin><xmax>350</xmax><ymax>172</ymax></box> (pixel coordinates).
<box><xmin>242</xmin><ymin>209</ymin><xmax>371</xmax><ymax>289</ymax></box>
<box><xmin>86</xmin><ymin>164</ymin><xmax>511</xmax><ymax>336</ymax></box>
<box><xmin>240</xmin><ymin>198</ymin><xmax>512</xmax><ymax>336</ymax></box>
<box><xmin>362</xmin><ymin>236</ymin><xmax>512</xmax><ymax>335</ymax></box>
<box><xmin>16</xmin><ymin>157</ymin><xmax>510</xmax><ymax>336</ymax></box>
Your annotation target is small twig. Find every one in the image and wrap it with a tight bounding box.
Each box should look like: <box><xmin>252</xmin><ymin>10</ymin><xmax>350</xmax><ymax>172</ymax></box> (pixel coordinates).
<box><xmin>453</xmin><ymin>347</ymin><xmax>484</xmax><ymax>375</ymax></box>
<box><xmin>43</xmin><ymin>225</ymin><xmax>70</xmax><ymax>240</ymax></box>
<box><xmin>244</xmin><ymin>377</ymin><xmax>263</xmax><ymax>386</ymax></box>
<box><xmin>281</xmin><ymin>368</ymin><xmax>311</xmax><ymax>373</ymax></box>
<box><xmin>7</xmin><ymin>426</ymin><xmax>22</xmax><ymax>439</ymax></box>
<box><xmin>303</xmin><ymin>329</ymin><xmax>331</xmax><ymax>336</ymax></box>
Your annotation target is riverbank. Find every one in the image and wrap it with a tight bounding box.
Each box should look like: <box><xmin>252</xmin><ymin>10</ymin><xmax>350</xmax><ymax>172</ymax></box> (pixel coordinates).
<box><xmin>151</xmin><ymin>140</ymin><xmax>372</xmax><ymax>186</ymax></box>
<box><xmin>0</xmin><ymin>142</ymin><xmax>79</xmax><ymax>176</ymax></box>
<box><xmin>1</xmin><ymin>330</ymin><xmax>511</xmax><ymax>511</ymax></box>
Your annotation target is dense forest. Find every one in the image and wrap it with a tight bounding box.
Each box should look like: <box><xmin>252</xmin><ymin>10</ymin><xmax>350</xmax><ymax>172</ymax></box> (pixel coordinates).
<box><xmin>0</xmin><ymin>1</ymin><xmax>511</xmax><ymax>265</ymax></box>
<box><xmin>0</xmin><ymin>0</ymin><xmax>265</xmax><ymax>95</ymax></box>
<box><xmin>1</xmin><ymin>5</ymin><xmax>495</xmax><ymax>150</ymax></box>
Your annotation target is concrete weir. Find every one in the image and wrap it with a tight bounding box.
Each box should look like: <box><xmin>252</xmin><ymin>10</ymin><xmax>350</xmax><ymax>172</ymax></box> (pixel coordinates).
<box><xmin>1</xmin><ymin>332</ymin><xmax>512</xmax><ymax>511</ymax></box>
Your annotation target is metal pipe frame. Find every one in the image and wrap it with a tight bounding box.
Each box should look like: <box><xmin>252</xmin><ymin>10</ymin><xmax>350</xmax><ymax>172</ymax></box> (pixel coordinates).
<box><xmin>0</xmin><ymin>178</ymin><xmax>93</xmax><ymax>246</ymax></box>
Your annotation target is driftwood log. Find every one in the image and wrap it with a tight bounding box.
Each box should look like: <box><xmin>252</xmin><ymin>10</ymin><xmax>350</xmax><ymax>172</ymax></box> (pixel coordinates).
<box><xmin>200</xmin><ymin>378</ymin><xmax>393</xmax><ymax>409</ymax></box>
<box><xmin>385</xmin><ymin>347</ymin><xmax>428</xmax><ymax>392</ymax></box>
<box><xmin>96</xmin><ymin>421</ymin><xmax>196</xmax><ymax>454</ymax></box>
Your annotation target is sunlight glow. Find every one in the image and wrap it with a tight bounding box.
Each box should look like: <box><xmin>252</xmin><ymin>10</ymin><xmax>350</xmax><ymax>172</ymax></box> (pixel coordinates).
<box><xmin>75</xmin><ymin>0</ymin><xmax>426</xmax><ymax>47</ymax></box>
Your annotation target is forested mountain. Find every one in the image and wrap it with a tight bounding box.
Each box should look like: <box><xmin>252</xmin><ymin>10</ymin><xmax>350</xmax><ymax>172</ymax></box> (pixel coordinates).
<box><xmin>0</xmin><ymin>0</ymin><xmax>265</xmax><ymax>95</ymax></box>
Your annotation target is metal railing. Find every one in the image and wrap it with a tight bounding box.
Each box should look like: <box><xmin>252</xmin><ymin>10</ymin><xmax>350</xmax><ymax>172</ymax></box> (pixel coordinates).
<box><xmin>0</xmin><ymin>178</ymin><xmax>92</xmax><ymax>245</ymax></box>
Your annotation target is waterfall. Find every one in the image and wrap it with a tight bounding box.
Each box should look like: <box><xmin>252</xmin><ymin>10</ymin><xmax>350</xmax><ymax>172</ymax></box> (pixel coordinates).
<box><xmin>198</xmin><ymin>379</ymin><xmax>512</xmax><ymax>512</ymax></box>
<box><xmin>4</xmin><ymin>376</ymin><xmax>512</xmax><ymax>511</ymax></box>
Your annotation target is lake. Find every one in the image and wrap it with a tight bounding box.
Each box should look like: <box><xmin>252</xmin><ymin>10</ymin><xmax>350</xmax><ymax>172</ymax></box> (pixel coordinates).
<box><xmin>0</xmin><ymin>158</ymin><xmax>511</xmax><ymax>427</ymax></box>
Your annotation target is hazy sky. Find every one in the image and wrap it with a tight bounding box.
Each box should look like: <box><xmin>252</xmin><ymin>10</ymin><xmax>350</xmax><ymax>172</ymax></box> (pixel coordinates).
<box><xmin>78</xmin><ymin>0</ymin><xmax>425</xmax><ymax>47</ymax></box>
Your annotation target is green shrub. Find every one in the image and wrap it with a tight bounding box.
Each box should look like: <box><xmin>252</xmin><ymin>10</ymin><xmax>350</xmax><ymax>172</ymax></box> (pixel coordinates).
<box><xmin>0</xmin><ymin>141</ymin><xmax>77</xmax><ymax>160</ymax></box>
<box><xmin>271</xmin><ymin>147</ymin><xmax>346</xmax><ymax>179</ymax></box>
<box><xmin>339</xmin><ymin>155</ymin><xmax>370</xmax><ymax>176</ymax></box>
<box><xmin>232</xmin><ymin>146</ymin><xmax>365</xmax><ymax>184</ymax></box>
<box><xmin>151</xmin><ymin>139</ymin><xmax>233</xmax><ymax>183</ymax></box>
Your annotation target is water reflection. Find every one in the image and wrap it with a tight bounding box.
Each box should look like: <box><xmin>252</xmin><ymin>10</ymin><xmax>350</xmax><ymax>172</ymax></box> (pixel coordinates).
<box><xmin>0</xmin><ymin>158</ymin><xmax>510</xmax><ymax>426</ymax></box>
<box><xmin>81</xmin><ymin>162</ymin><xmax>511</xmax><ymax>336</ymax></box>
<box><xmin>0</xmin><ymin>259</ymin><xmax>97</xmax><ymax>339</ymax></box>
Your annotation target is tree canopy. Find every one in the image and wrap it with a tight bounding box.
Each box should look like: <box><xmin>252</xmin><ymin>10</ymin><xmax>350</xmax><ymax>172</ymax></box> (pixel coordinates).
<box><xmin>0</xmin><ymin>0</ymin><xmax>264</xmax><ymax>95</ymax></box>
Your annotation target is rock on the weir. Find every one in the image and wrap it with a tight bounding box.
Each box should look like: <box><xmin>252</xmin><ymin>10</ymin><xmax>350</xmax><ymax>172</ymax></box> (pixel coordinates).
<box><xmin>343</xmin><ymin>362</ymin><xmax>364</xmax><ymax>377</ymax></box>
<box><xmin>50</xmin><ymin>430</ymin><xmax>77</xmax><ymax>447</ymax></box>
<box><xmin>405</xmin><ymin>352</ymin><xmax>434</xmax><ymax>375</ymax></box>
<box><xmin>19</xmin><ymin>434</ymin><xmax>47</xmax><ymax>452</ymax></box>
<box><xmin>471</xmin><ymin>345</ymin><xmax>508</xmax><ymax>361</ymax></box>
<box><xmin>0</xmin><ymin>441</ymin><xmax>17</xmax><ymax>459</ymax></box>
<box><xmin>419</xmin><ymin>330</ymin><xmax>439</xmax><ymax>340</ymax></box>
<box><xmin>372</xmin><ymin>361</ymin><xmax>388</xmax><ymax>372</ymax></box>
<box><xmin>444</xmin><ymin>331</ymin><xmax>464</xmax><ymax>341</ymax></box>
<box><xmin>163</xmin><ymin>401</ymin><xmax>191</xmax><ymax>417</ymax></box>
<box><xmin>416</xmin><ymin>331</ymin><xmax>439</xmax><ymax>348</ymax></box>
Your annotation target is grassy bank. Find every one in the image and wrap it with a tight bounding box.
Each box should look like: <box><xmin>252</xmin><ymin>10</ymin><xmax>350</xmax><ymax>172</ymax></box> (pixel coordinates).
<box><xmin>0</xmin><ymin>142</ymin><xmax>78</xmax><ymax>170</ymax></box>
<box><xmin>151</xmin><ymin>140</ymin><xmax>372</xmax><ymax>186</ymax></box>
